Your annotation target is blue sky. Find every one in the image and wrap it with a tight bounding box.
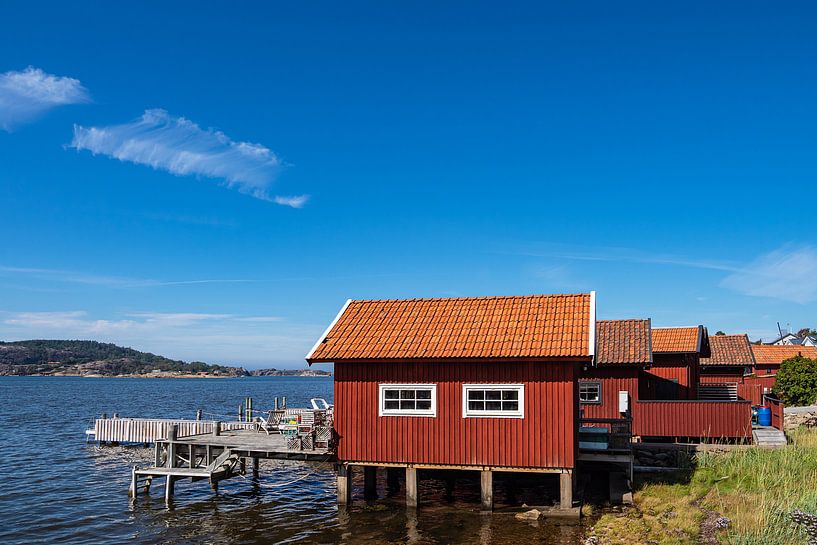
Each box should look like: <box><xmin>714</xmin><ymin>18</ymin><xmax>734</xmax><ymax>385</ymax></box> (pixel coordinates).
<box><xmin>1</xmin><ymin>2</ymin><xmax>816</xmax><ymax>368</ymax></box>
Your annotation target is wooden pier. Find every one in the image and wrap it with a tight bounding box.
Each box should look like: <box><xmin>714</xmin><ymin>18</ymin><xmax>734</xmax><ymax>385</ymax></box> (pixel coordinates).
<box><xmin>129</xmin><ymin>424</ymin><xmax>335</xmax><ymax>502</ymax></box>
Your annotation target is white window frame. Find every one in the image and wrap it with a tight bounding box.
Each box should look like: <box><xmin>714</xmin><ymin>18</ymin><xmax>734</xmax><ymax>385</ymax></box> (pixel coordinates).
<box><xmin>462</xmin><ymin>384</ymin><xmax>525</xmax><ymax>419</ymax></box>
<box><xmin>378</xmin><ymin>383</ymin><xmax>437</xmax><ymax>417</ymax></box>
<box><xmin>579</xmin><ymin>381</ymin><xmax>602</xmax><ymax>405</ymax></box>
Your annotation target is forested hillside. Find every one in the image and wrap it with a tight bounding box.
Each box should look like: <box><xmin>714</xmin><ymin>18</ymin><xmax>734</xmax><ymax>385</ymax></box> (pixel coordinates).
<box><xmin>0</xmin><ymin>340</ymin><xmax>246</xmax><ymax>376</ymax></box>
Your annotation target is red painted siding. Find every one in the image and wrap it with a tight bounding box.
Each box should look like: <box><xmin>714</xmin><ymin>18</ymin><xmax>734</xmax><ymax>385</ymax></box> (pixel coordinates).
<box><xmin>580</xmin><ymin>367</ymin><xmax>640</xmax><ymax>420</ymax></box>
<box><xmin>641</xmin><ymin>354</ymin><xmax>699</xmax><ymax>400</ymax></box>
<box><xmin>740</xmin><ymin>375</ymin><xmax>778</xmax><ymax>405</ymax></box>
<box><xmin>633</xmin><ymin>400</ymin><xmax>752</xmax><ymax>439</ymax></box>
<box><xmin>334</xmin><ymin>360</ymin><xmax>580</xmax><ymax>469</ymax></box>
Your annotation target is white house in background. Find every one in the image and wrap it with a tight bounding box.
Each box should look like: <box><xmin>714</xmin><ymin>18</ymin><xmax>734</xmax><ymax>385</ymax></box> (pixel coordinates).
<box><xmin>771</xmin><ymin>333</ymin><xmax>817</xmax><ymax>347</ymax></box>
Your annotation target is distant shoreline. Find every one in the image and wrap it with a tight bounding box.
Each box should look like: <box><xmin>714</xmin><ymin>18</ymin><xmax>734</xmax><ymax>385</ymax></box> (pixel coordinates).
<box><xmin>2</xmin><ymin>372</ymin><xmax>333</xmax><ymax>379</ymax></box>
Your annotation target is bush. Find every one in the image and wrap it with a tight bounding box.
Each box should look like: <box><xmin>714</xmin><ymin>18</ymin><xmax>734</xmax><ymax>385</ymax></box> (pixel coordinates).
<box><xmin>773</xmin><ymin>356</ymin><xmax>817</xmax><ymax>406</ymax></box>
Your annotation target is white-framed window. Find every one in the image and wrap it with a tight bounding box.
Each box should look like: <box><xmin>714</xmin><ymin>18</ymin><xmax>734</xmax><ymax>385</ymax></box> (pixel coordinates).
<box><xmin>579</xmin><ymin>381</ymin><xmax>602</xmax><ymax>404</ymax></box>
<box><xmin>378</xmin><ymin>383</ymin><xmax>437</xmax><ymax>417</ymax></box>
<box><xmin>462</xmin><ymin>384</ymin><xmax>524</xmax><ymax>418</ymax></box>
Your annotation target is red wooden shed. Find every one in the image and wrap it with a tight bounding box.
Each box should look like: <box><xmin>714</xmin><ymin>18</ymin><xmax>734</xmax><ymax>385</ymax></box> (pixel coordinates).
<box><xmin>698</xmin><ymin>334</ymin><xmax>755</xmax><ymax>401</ymax></box>
<box><xmin>306</xmin><ymin>292</ymin><xmax>596</xmax><ymax>510</ymax></box>
<box><xmin>641</xmin><ymin>326</ymin><xmax>709</xmax><ymax>400</ymax></box>
<box><xmin>580</xmin><ymin>319</ymin><xmax>652</xmax><ymax>420</ymax></box>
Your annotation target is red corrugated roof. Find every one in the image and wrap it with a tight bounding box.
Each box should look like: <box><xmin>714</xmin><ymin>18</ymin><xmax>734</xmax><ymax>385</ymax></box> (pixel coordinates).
<box><xmin>595</xmin><ymin>319</ymin><xmax>652</xmax><ymax>365</ymax></box>
<box><xmin>307</xmin><ymin>293</ymin><xmax>594</xmax><ymax>362</ymax></box>
<box><xmin>701</xmin><ymin>334</ymin><xmax>755</xmax><ymax>366</ymax></box>
<box><xmin>752</xmin><ymin>345</ymin><xmax>817</xmax><ymax>365</ymax></box>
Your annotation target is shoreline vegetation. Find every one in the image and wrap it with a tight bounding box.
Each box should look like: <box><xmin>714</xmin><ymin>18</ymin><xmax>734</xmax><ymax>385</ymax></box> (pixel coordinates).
<box><xmin>0</xmin><ymin>339</ymin><xmax>330</xmax><ymax>378</ymax></box>
<box><xmin>586</xmin><ymin>427</ymin><xmax>817</xmax><ymax>545</ymax></box>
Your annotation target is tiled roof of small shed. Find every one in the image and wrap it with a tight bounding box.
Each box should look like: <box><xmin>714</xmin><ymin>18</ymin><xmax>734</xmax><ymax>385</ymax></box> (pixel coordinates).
<box><xmin>595</xmin><ymin>319</ymin><xmax>652</xmax><ymax>365</ymax></box>
<box><xmin>651</xmin><ymin>326</ymin><xmax>704</xmax><ymax>353</ymax></box>
<box><xmin>701</xmin><ymin>334</ymin><xmax>755</xmax><ymax>366</ymax></box>
<box><xmin>752</xmin><ymin>345</ymin><xmax>817</xmax><ymax>365</ymax></box>
<box><xmin>306</xmin><ymin>293</ymin><xmax>594</xmax><ymax>362</ymax></box>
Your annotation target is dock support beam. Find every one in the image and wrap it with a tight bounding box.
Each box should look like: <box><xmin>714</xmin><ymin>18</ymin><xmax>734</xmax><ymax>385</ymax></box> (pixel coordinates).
<box><xmin>363</xmin><ymin>466</ymin><xmax>377</xmax><ymax>500</ymax></box>
<box><xmin>337</xmin><ymin>465</ymin><xmax>352</xmax><ymax>505</ymax></box>
<box><xmin>405</xmin><ymin>467</ymin><xmax>418</xmax><ymax>508</ymax></box>
<box><xmin>252</xmin><ymin>457</ymin><xmax>259</xmax><ymax>479</ymax></box>
<box><xmin>165</xmin><ymin>476</ymin><xmax>175</xmax><ymax>503</ymax></box>
<box><xmin>560</xmin><ymin>471</ymin><xmax>574</xmax><ymax>509</ymax></box>
<box><xmin>480</xmin><ymin>470</ymin><xmax>493</xmax><ymax>511</ymax></box>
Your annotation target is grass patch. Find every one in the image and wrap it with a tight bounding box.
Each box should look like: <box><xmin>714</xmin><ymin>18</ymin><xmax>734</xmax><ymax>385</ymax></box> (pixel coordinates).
<box><xmin>588</xmin><ymin>428</ymin><xmax>817</xmax><ymax>545</ymax></box>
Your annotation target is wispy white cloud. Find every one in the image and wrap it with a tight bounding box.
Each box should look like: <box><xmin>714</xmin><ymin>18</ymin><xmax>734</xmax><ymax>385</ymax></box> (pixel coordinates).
<box><xmin>273</xmin><ymin>195</ymin><xmax>310</xmax><ymax>208</ymax></box>
<box><xmin>721</xmin><ymin>245</ymin><xmax>817</xmax><ymax>303</ymax></box>
<box><xmin>70</xmin><ymin>109</ymin><xmax>307</xmax><ymax>206</ymax></box>
<box><xmin>0</xmin><ymin>264</ymin><xmax>255</xmax><ymax>289</ymax></box>
<box><xmin>512</xmin><ymin>242</ymin><xmax>739</xmax><ymax>273</ymax></box>
<box><xmin>0</xmin><ymin>66</ymin><xmax>90</xmax><ymax>131</ymax></box>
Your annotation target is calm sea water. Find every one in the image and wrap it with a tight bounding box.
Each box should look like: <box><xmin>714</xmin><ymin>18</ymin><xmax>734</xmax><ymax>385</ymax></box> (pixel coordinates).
<box><xmin>0</xmin><ymin>376</ymin><xmax>586</xmax><ymax>544</ymax></box>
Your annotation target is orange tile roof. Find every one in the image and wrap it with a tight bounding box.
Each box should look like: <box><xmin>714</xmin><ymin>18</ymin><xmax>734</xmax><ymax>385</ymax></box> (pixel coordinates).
<box><xmin>651</xmin><ymin>326</ymin><xmax>704</xmax><ymax>353</ymax></box>
<box><xmin>595</xmin><ymin>319</ymin><xmax>652</xmax><ymax>365</ymax></box>
<box><xmin>700</xmin><ymin>334</ymin><xmax>755</xmax><ymax>366</ymax></box>
<box><xmin>306</xmin><ymin>293</ymin><xmax>594</xmax><ymax>362</ymax></box>
<box><xmin>751</xmin><ymin>345</ymin><xmax>817</xmax><ymax>365</ymax></box>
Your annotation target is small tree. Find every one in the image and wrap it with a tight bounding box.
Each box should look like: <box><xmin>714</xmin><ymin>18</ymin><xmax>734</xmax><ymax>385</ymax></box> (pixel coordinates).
<box><xmin>715</xmin><ymin>330</ymin><xmax>726</xmax><ymax>336</ymax></box>
<box><xmin>773</xmin><ymin>356</ymin><xmax>817</xmax><ymax>406</ymax></box>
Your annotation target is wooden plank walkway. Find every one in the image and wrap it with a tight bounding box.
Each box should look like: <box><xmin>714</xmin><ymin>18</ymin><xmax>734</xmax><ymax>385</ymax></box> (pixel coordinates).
<box><xmin>162</xmin><ymin>429</ymin><xmax>333</xmax><ymax>461</ymax></box>
<box><xmin>752</xmin><ymin>426</ymin><xmax>787</xmax><ymax>448</ymax></box>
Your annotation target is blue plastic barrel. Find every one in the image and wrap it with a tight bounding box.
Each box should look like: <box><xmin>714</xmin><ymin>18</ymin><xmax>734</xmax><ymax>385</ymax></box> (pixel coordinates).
<box><xmin>757</xmin><ymin>406</ymin><xmax>772</xmax><ymax>427</ymax></box>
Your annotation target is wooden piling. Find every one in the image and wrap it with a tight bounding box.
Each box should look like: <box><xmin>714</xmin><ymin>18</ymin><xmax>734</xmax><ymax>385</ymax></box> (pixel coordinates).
<box><xmin>363</xmin><ymin>466</ymin><xmax>377</xmax><ymax>500</ymax></box>
<box><xmin>165</xmin><ymin>424</ymin><xmax>178</xmax><ymax>503</ymax></box>
<box><xmin>405</xmin><ymin>467</ymin><xmax>418</xmax><ymax>508</ymax></box>
<box><xmin>337</xmin><ymin>465</ymin><xmax>352</xmax><ymax>505</ymax></box>
<box><xmin>560</xmin><ymin>471</ymin><xmax>574</xmax><ymax>509</ymax></box>
<box><xmin>480</xmin><ymin>470</ymin><xmax>493</xmax><ymax>511</ymax></box>
<box><xmin>129</xmin><ymin>466</ymin><xmax>137</xmax><ymax>498</ymax></box>
<box><xmin>252</xmin><ymin>457</ymin><xmax>259</xmax><ymax>478</ymax></box>
<box><xmin>213</xmin><ymin>421</ymin><xmax>221</xmax><ymax>437</ymax></box>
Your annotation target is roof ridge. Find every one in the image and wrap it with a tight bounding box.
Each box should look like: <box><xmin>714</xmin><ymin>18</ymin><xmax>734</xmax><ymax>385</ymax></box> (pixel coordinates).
<box><xmin>346</xmin><ymin>293</ymin><xmax>591</xmax><ymax>304</ymax></box>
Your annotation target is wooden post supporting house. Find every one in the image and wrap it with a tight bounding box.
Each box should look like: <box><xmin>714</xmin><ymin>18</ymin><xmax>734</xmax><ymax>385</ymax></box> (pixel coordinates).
<box><xmin>337</xmin><ymin>465</ymin><xmax>352</xmax><ymax>505</ymax></box>
<box><xmin>363</xmin><ymin>466</ymin><xmax>377</xmax><ymax>499</ymax></box>
<box><xmin>480</xmin><ymin>470</ymin><xmax>493</xmax><ymax>511</ymax></box>
<box><xmin>252</xmin><ymin>457</ymin><xmax>259</xmax><ymax>478</ymax></box>
<box><xmin>405</xmin><ymin>467</ymin><xmax>418</xmax><ymax>508</ymax></box>
<box><xmin>560</xmin><ymin>472</ymin><xmax>573</xmax><ymax>509</ymax></box>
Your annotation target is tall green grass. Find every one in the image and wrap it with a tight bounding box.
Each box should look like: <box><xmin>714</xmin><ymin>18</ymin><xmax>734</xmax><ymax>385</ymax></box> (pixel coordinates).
<box><xmin>692</xmin><ymin>428</ymin><xmax>817</xmax><ymax>544</ymax></box>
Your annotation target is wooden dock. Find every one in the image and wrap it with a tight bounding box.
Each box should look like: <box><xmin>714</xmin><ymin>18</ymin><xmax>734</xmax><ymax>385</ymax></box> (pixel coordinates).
<box><xmin>130</xmin><ymin>425</ymin><xmax>335</xmax><ymax>503</ymax></box>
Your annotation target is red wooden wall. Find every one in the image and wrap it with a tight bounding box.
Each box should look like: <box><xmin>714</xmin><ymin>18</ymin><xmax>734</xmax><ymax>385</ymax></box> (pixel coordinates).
<box><xmin>334</xmin><ymin>360</ymin><xmax>580</xmax><ymax>470</ymax></box>
<box><xmin>641</xmin><ymin>354</ymin><xmax>699</xmax><ymax>400</ymax></box>
<box><xmin>580</xmin><ymin>366</ymin><xmax>640</xmax><ymax>420</ymax></box>
<box><xmin>633</xmin><ymin>400</ymin><xmax>752</xmax><ymax>439</ymax></box>
<box><xmin>697</xmin><ymin>372</ymin><xmax>778</xmax><ymax>405</ymax></box>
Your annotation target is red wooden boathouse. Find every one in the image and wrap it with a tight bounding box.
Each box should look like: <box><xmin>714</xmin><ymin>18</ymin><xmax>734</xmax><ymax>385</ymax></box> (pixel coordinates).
<box><xmin>306</xmin><ymin>293</ymin><xmax>596</xmax><ymax>510</ymax></box>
